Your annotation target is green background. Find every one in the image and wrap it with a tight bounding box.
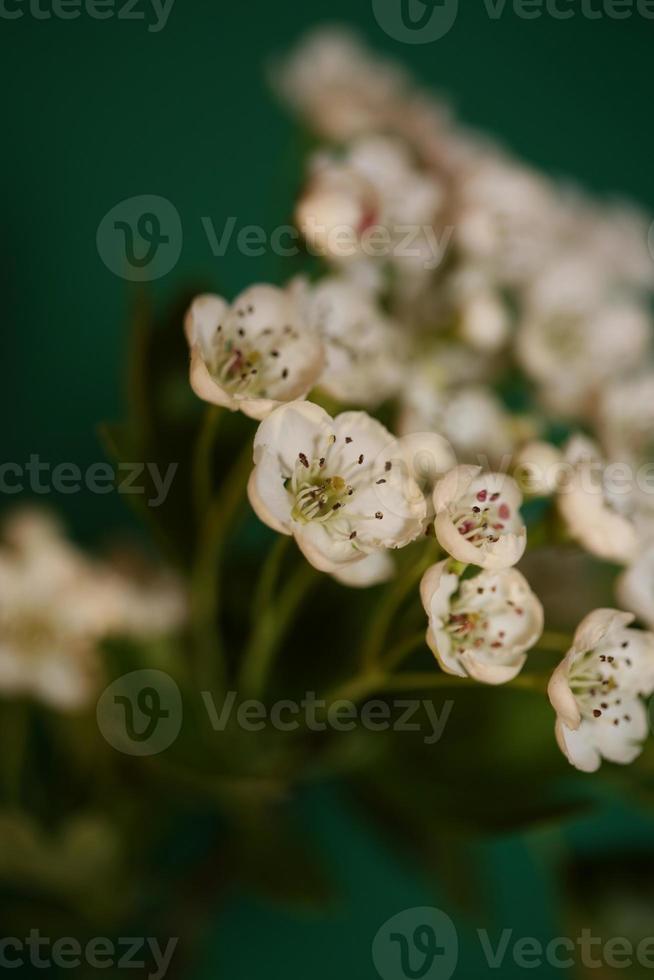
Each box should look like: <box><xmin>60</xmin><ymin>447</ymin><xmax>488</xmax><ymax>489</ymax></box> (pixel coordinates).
<box><xmin>2</xmin><ymin>1</ymin><xmax>654</xmax><ymax>977</ymax></box>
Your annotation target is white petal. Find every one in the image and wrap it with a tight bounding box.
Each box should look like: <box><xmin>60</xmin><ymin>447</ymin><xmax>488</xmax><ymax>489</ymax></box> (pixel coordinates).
<box><xmin>294</xmin><ymin>522</ymin><xmax>363</xmax><ymax>572</ymax></box>
<box><xmin>331</xmin><ymin>550</ymin><xmax>394</xmax><ymax>588</ymax></box>
<box><xmin>461</xmin><ymin>652</ymin><xmax>526</xmax><ymax>685</ymax></box>
<box><xmin>253</xmin><ymin>401</ymin><xmax>333</xmax><ymax>473</ymax></box>
<box><xmin>433</xmin><ymin>464</ymin><xmax>481</xmax><ymax>514</ymax></box>
<box><xmin>189</xmin><ymin>345</ymin><xmax>236</xmax><ymax>410</ymax></box>
<box><xmin>184</xmin><ymin>294</ymin><xmax>228</xmax><ymax>352</ymax></box>
<box><xmin>571</xmin><ymin>608</ymin><xmax>635</xmax><ymax>656</ymax></box>
<box><xmin>555</xmin><ymin>719</ymin><xmax>602</xmax><ymax>773</ymax></box>
<box><xmin>247</xmin><ymin>459</ymin><xmax>293</xmax><ymax>536</ymax></box>
<box><xmin>547</xmin><ymin>657</ymin><xmax>582</xmax><ymax>730</ymax></box>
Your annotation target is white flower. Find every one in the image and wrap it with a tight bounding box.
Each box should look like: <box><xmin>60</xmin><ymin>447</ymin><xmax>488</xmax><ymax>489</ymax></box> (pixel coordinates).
<box><xmin>456</xmin><ymin>155</ymin><xmax>564</xmax><ymax>286</ymax></box>
<box><xmin>557</xmin><ymin>436</ymin><xmax>639</xmax><ymax>565</ymax></box>
<box><xmin>420</xmin><ymin>561</ymin><xmax>543</xmax><ymax>684</ymax></box>
<box><xmin>449</xmin><ymin>265</ymin><xmax>510</xmax><ymax>353</ymax></box>
<box><xmin>296</xmin><ymin>135</ymin><xmax>442</xmax><ymax>272</ymax></box>
<box><xmin>433</xmin><ymin>466</ymin><xmax>527</xmax><ymax>569</ymax></box>
<box><xmin>459</xmin><ymin>288</ymin><xmax>510</xmax><ymax>353</ymax></box>
<box><xmin>0</xmin><ymin>510</ymin><xmax>186</xmax><ymax>711</ymax></box>
<box><xmin>598</xmin><ymin>371</ymin><xmax>654</xmax><ymax>468</ymax></box>
<box><xmin>548</xmin><ymin>609</ymin><xmax>654</xmax><ymax>772</ymax></box>
<box><xmin>272</xmin><ymin>27</ymin><xmax>408</xmax><ymax>141</ymax></box>
<box><xmin>617</xmin><ymin>545</ymin><xmax>654</xmax><ymax>631</ymax></box>
<box><xmin>307</xmin><ymin>276</ymin><xmax>405</xmax><ymax>407</ymax></box>
<box><xmin>399</xmin><ymin>371</ymin><xmax>516</xmax><ymax>468</ymax></box>
<box><xmin>514</xmin><ymin>441</ymin><xmax>564</xmax><ymax>497</ymax></box>
<box><xmin>184</xmin><ymin>281</ymin><xmax>324</xmax><ymax>421</ymax></box>
<box><xmin>248</xmin><ymin>401</ymin><xmax>428</xmax><ymax>574</ymax></box>
<box><xmin>516</xmin><ymin>256</ymin><xmax>651</xmax><ymax>418</ymax></box>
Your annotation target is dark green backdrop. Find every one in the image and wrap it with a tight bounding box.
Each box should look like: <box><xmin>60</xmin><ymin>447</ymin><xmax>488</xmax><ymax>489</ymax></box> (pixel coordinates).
<box><xmin>2</xmin><ymin>2</ymin><xmax>653</xmax><ymax>977</ymax></box>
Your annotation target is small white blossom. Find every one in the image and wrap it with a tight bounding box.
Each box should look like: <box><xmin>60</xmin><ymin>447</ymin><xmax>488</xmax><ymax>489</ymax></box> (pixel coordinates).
<box><xmin>514</xmin><ymin>441</ymin><xmax>564</xmax><ymax>497</ymax></box>
<box><xmin>598</xmin><ymin>371</ymin><xmax>654</xmax><ymax>469</ymax></box>
<box><xmin>433</xmin><ymin>466</ymin><xmax>527</xmax><ymax>570</ymax></box>
<box><xmin>185</xmin><ymin>281</ymin><xmax>324</xmax><ymax>421</ymax></box>
<box><xmin>516</xmin><ymin>256</ymin><xmax>651</xmax><ymax>418</ymax></box>
<box><xmin>0</xmin><ymin>511</ymin><xmax>186</xmax><ymax>711</ymax></box>
<box><xmin>456</xmin><ymin>156</ymin><xmax>564</xmax><ymax>287</ymax></box>
<box><xmin>307</xmin><ymin>276</ymin><xmax>405</xmax><ymax>407</ymax></box>
<box><xmin>399</xmin><ymin>371</ymin><xmax>516</xmax><ymax>468</ymax></box>
<box><xmin>296</xmin><ymin>135</ymin><xmax>442</xmax><ymax>274</ymax></box>
<box><xmin>557</xmin><ymin>436</ymin><xmax>639</xmax><ymax>565</ymax></box>
<box><xmin>617</xmin><ymin>545</ymin><xmax>654</xmax><ymax>631</ymax></box>
<box><xmin>449</xmin><ymin>265</ymin><xmax>511</xmax><ymax>353</ymax></box>
<box><xmin>548</xmin><ymin>609</ymin><xmax>654</xmax><ymax>772</ymax></box>
<box><xmin>420</xmin><ymin>560</ymin><xmax>543</xmax><ymax>684</ymax></box>
<box><xmin>272</xmin><ymin>27</ymin><xmax>408</xmax><ymax>141</ymax></box>
<box><xmin>248</xmin><ymin>401</ymin><xmax>428</xmax><ymax>574</ymax></box>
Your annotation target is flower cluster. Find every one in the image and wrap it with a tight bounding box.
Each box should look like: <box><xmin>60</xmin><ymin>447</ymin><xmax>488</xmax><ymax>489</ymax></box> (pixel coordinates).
<box><xmin>0</xmin><ymin>510</ymin><xmax>186</xmax><ymax>710</ymax></box>
<box><xmin>180</xmin><ymin>27</ymin><xmax>654</xmax><ymax>773</ymax></box>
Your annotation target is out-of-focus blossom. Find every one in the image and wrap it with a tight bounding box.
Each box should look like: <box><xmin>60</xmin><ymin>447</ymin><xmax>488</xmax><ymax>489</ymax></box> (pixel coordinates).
<box><xmin>296</xmin><ymin>135</ymin><xmax>443</xmax><ymax>280</ymax></box>
<box><xmin>514</xmin><ymin>441</ymin><xmax>564</xmax><ymax>497</ymax></box>
<box><xmin>399</xmin><ymin>369</ymin><xmax>517</xmax><ymax>468</ymax></box>
<box><xmin>557</xmin><ymin>436</ymin><xmax>639</xmax><ymax>565</ymax></box>
<box><xmin>455</xmin><ymin>156</ymin><xmax>565</xmax><ymax>287</ymax></box>
<box><xmin>433</xmin><ymin>466</ymin><xmax>526</xmax><ymax>570</ymax></box>
<box><xmin>516</xmin><ymin>256</ymin><xmax>651</xmax><ymax>418</ymax></box>
<box><xmin>271</xmin><ymin>27</ymin><xmax>409</xmax><ymax>142</ymax></box>
<box><xmin>581</xmin><ymin>201</ymin><xmax>654</xmax><ymax>293</ymax></box>
<box><xmin>185</xmin><ymin>281</ymin><xmax>324</xmax><ymax>420</ymax></box>
<box><xmin>248</xmin><ymin>401</ymin><xmax>427</xmax><ymax>574</ymax></box>
<box><xmin>617</xmin><ymin>545</ymin><xmax>654</xmax><ymax>631</ymax></box>
<box><xmin>420</xmin><ymin>560</ymin><xmax>542</xmax><ymax>684</ymax></box>
<box><xmin>307</xmin><ymin>276</ymin><xmax>405</xmax><ymax>407</ymax></box>
<box><xmin>0</xmin><ymin>511</ymin><xmax>186</xmax><ymax>711</ymax></box>
<box><xmin>548</xmin><ymin>609</ymin><xmax>654</xmax><ymax>772</ymax></box>
<box><xmin>458</xmin><ymin>284</ymin><xmax>510</xmax><ymax>353</ymax></box>
<box><xmin>598</xmin><ymin>372</ymin><xmax>654</xmax><ymax>468</ymax></box>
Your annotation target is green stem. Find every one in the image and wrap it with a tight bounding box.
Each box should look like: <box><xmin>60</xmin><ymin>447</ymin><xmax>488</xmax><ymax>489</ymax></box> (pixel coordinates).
<box><xmin>360</xmin><ymin>539</ymin><xmax>438</xmax><ymax>672</ymax></box>
<box><xmin>382</xmin><ymin>629</ymin><xmax>428</xmax><ymax>671</ymax></box>
<box><xmin>239</xmin><ymin>557</ymin><xmax>319</xmax><ymax>699</ymax></box>
<box><xmin>250</xmin><ymin>535</ymin><xmax>292</xmax><ymax>626</ymax></box>
<box><xmin>379</xmin><ymin>671</ymin><xmax>549</xmax><ymax>693</ymax></box>
<box><xmin>328</xmin><ymin>669</ymin><xmax>549</xmax><ymax>706</ymax></box>
<box><xmin>192</xmin><ymin>406</ymin><xmax>222</xmax><ymax>522</ymax></box>
<box><xmin>192</xmin><ymin>440</ymin><xmax>253</xmax><ymax>691</ymax></box>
